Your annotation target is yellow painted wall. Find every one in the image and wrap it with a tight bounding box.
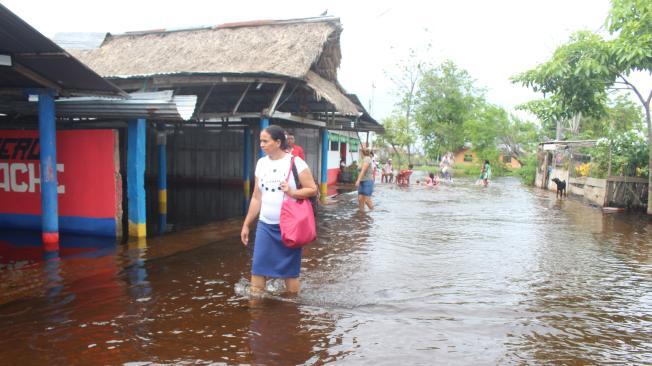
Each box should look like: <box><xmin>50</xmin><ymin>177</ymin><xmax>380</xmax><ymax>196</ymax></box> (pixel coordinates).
<box><xmin>454</xmin><ymin>148</ymin><xmax>522</xmax><ymax>169</ymax></box>
<box><xmin>454</xmin><ymin>148</ymin><xmax>476</xmax><ymax>165</ymax></box>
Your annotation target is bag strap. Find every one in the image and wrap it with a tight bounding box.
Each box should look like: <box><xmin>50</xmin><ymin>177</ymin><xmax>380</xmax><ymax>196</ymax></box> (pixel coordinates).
<box><xmin>292</xmin><ymin>161</ymin><xmax>302</xmax><ymax>189</ymax></box>
<box><xmin>284</xmin><ymin>156</ymin><xmax>308</xmax><ymax>203</ymax></box>
<box><xmin>285</xmin><ymin>156</ymin><xmax>295</xmax><ymax>183</ymax></box>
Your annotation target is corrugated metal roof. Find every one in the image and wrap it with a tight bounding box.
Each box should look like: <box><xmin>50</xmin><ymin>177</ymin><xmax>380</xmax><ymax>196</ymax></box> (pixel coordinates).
<box><xmin>52</xmin><ymin>32</ymin><xmax>107</xmax><ymax>50</ymax></box>
<box><xmin>0</xmin><ymin>91</ymin><xmax>197</xmax><ymax>121</ymax></box>
<box><xmin>0</xmin><ymin>4</ymin><xmax>124</xmax><ymax>96</ymax></box>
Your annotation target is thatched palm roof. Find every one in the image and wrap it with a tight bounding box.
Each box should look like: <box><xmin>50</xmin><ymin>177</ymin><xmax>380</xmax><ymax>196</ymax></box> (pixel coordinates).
<box><xmin>69</xmin><ymin>17</ymin><xmax>342</xmax><ymax>82</ymax></box>
<box><xmin>66</xmin><ymin>17</ymin><xmax>361</xmax><ymax>115</ymax></box>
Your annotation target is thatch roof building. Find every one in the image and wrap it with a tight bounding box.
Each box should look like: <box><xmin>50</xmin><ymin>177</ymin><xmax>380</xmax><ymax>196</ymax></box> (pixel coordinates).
<box><xmin>61</xmin><ymin>16</ymin><xmax>380</xmax><ymax>131</ymax></box>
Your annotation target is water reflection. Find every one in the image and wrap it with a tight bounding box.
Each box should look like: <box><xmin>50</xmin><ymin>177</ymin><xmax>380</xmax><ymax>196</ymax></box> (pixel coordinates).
<box><xmin>248</xmin><ymin>299</ymin><xmax>312</xmax><ymax>364</ymax></box>
<box><xmin>0</xmin><ymin>177</ymin><xmax>650</xmax><ymax>364</ymax></box>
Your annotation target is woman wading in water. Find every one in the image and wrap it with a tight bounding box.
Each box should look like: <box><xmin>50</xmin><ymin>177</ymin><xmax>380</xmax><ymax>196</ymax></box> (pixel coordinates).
<box><xmin>355</xmin><ymin>147</ymin><xmax>375</xmax><ymax>211</ymax></box>
<box><xmin>240</xmin><ymin>125</ymin><xmax>317</xmax><ymax>295</ymax></box>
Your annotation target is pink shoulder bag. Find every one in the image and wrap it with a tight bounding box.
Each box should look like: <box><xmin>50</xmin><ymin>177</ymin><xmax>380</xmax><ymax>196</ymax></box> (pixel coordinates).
<box><xmin>280</xmin><ymin>157</ymin><xmax>317</xmax><ymax>248</ymax></box>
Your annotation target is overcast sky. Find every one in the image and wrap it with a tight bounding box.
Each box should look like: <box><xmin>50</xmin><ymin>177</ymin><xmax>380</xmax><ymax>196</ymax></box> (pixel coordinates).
<box><xmin>4</xmin><ymin>0</ymin><xmax>619</xmax><ymax>120</ymax></box>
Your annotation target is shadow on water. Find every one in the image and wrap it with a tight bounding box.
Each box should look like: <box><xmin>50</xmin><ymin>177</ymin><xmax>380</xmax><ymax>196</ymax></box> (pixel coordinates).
<box><xmin>0</xmin><ymin>177</ymin><xmax>650</xmax><ymax>364</ymax></box>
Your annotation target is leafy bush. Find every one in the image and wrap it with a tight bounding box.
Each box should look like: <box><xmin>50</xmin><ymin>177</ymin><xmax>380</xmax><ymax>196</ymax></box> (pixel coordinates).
<box><xmin>453</xmin><ymin>163</ymin><xmax>482</xmax><ymax>177</ymax></box>
<box><xmin>592</xmin><ymin>131</ymin><xmax>648</xmax><ymax>178</ymax></box>
<box><xmin>516</xmin><ymin>154</ymin><xmax>537</xmax><ymax>186</ymax></box>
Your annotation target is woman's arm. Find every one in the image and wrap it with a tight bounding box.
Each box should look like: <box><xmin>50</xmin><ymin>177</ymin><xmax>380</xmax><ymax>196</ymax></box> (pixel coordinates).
<box><xmin>241</xmin><ymin>177</ymin><xmax>262</xmax><ymax>245</ymax></box>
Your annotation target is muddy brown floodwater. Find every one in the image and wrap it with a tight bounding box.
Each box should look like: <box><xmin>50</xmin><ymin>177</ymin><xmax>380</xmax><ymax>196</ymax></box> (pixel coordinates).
<box><xmin>0</xmin><ymin>176</ymin><xmax>650</xmax><ymax>365</ymax></box>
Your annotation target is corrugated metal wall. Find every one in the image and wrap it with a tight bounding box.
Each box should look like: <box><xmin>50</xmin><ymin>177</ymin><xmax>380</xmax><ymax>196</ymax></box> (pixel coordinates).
<box><xmin>144</xmin><ymin>125</ymin><xmax>323</xmax><ymax>232</ymax></box>
<box><xmin>292</xmin><ymin>127</ymin><xmax>320</xmax><ymax>178</ymax></box>
<box><xmin>147</xmin><ymin>127</ymin><xmax>246</xmax><ymax>183</ymax></box>
<box><xmin>147</xmin><ymin>125</ymin><xmax>322</xmax><ymax>185</ymax></box>
<box><xmin>146</xmin><ymin>127</ymin><xmax>247</xmax><ymax>232</ymax></box>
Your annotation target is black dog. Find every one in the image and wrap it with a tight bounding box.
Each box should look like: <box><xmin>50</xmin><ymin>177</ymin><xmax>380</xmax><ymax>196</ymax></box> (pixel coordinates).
<box><xmin>551</xmin><ymin>178</ymin><xmax>567</xmax><ymax>198</ymax></box>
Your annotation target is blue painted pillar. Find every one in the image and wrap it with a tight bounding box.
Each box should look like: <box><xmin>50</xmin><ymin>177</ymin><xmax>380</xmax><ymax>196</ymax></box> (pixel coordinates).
<box><xmin>38</xmin><ymin>90</ymin><xmax>59</xmax><ymax>250</ymax></box>
<box><xmin>258</xmin><ymin>117</ymin><xmax>269</xmax><ymax>158</ymax></box>
<box><xmin>128</xmin><ymin>119</ymin><xmax>147</xmax><ymax>237</ymax></box>
<box><xmin>157</xmin><ymin>127</ymin><xmax>167</xmax><ymax>234</ymax></box>
<box><xmin>243</xmin><ymin>126</ymin><xmax>251</xmax><ymax>215</ymax></box>
<box><xmin>320</xmin><ymin>128</ymin><xmax>329</xmax><ymax>201</ymax></box>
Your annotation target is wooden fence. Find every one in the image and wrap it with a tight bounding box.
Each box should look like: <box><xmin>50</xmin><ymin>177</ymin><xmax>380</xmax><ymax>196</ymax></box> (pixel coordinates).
<box><xmin>605</xmin><ymin>176</ymin><xmax>649</xmax><ymax>211</ymax></box>
<box><xmin>567</xmin><ymin>175</ymin><xmax>648</xmax><ymax>210</ymax></box>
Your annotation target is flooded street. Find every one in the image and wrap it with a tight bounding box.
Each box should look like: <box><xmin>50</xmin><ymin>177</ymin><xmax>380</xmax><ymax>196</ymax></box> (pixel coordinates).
<box><xmin>1</xmin><ymin>177</ymin><xmax>651</xmax><ymax>365</ymax></box>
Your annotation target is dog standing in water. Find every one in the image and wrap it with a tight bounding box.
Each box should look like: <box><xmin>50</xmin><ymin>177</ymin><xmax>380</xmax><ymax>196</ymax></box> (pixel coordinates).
<box><xmin>551</xmin><ymin>178</ymin><xmax>567</xmax><ymax>198</ymax></box>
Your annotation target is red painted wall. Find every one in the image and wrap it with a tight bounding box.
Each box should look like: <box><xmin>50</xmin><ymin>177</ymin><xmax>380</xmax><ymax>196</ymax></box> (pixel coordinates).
<box><xmin>0</xmin><ymin>130</ymin><xmax>119</xmax><ymax>219</ymax></box>
<box><xmin>327</xmin><ymin>168</ymin><xmax>339</xmax><ymax>186</ymax></box>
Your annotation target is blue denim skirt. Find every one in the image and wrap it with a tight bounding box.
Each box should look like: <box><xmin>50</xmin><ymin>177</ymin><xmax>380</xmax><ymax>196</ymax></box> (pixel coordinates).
<box><xmin>358</xmin><ymin>180</ymin><xmax>374</xmax><ymax>196</ymax></box>
<box><xmin>252</xmin><ymin>221</ymin><xmax>302</xmax><ymax>278</ymax></box>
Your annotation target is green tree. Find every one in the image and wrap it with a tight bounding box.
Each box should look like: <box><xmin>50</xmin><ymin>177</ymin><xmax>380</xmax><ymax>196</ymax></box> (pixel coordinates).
<box><xmin>516</xmin><ymin>99</ymin><xmax>568</xmax><ymax>140</ymax></box>
<box><xmin>375</xmin><ymin>115</ymin><xmax>415</xmax><ymax>168</ymax></box>
<box><xmin>465</xmin><ymin>104</ymin><xmax>541</xmax><ymax>177</ymax></box>
<box><xmin>513</xmin><ymin>0</ymin><xmax>652</xmax><ymax>213</ymax></box>
<box><xmin>416</xmin><ymin>60</ymin><xmax>482</xmax><ymax>159</ymax></box>
<box><xmin>579</xmin><ymin>94</ymin><xmax>645</xmax><ymax>139</ymax></box>
<box><xmin>464</xmin><ymin>103</ymin><xmax>506</xmax><ymax>154</ymax></box>
<box><xmin>386</xmin><ymin>48</ymin><xmax>427</xmax><ymax>164</ymax></box>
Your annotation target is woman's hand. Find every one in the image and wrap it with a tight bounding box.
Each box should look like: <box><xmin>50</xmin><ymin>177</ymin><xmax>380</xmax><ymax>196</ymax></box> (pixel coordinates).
<box><xmin>280</xmin><ymin>181</ymin><xmax>292</xmax><ymax>196</ymax></box>
<box><xmin>355</xmin><ymin>180</ymin><xmax>360</xmax><ymax>187</ymax></box>
<box><xmin>241</xmin><ymin>225</ymin><xmax>250</xmax><ymax>246</ymax></box>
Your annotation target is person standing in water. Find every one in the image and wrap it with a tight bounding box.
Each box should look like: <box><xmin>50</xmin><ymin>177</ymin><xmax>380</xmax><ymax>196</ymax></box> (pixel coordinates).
<box><xmin>480</xmin><ymin>160</ymin><xmax>492</xmax><ymax>187</ymax></box>
<box><xmin>355</xmin><ymin>148</ymin><xmax>374</xmax><ymax>211</ymax></box>
<box><xmin>241</xmin><ymin>125</ymin><xmax>317</xmax><ymax>295</ymax></box>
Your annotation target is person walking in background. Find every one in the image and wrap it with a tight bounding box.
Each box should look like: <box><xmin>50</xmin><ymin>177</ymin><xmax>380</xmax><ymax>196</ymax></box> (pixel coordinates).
<box><xmin>382</xmin><ymin>159</ymin><xmax>394</xmax><ymax>183</ymax></box>
<box><xmin>370</xmin><ymin>152</ymin><xmax>378</xmax><ymax>182</ymax></box>
<box><xmin>241</xmin><ymin>125</ymin><xmax>317</xmax><ymax>295</ymax></box>
<box><xmin>286</xmin><ymin>132</ymin><xmax>305</xmax><ymax>160</ymax></box>
<box><xmin>480</xmin><ymin>160</ymin><xmax>492</xmax><ymax>187</ymax></box>
<box><xmin>355</xmin><ymin>148</ymin><xmax>375</xmax><ymax>211</ymax></box>
<box><xmin>440</xmin><ymin>153</ymin><xmax>451</xmax><ymax>181</ymax></box>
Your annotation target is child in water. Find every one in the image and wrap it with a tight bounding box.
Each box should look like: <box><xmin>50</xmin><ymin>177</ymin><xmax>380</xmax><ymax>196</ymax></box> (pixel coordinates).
<box><xmin>425</xmin><ymin>172</ymin><xmax>439</xmax><ymax>187</ymax></box>
<box><xmin>479</xmin><ymin>160</ymin><xmax>491</xmax><ymax>187</ymax></box>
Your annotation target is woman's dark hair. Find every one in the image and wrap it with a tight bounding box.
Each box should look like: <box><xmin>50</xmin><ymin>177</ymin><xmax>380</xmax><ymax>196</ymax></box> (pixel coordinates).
<box><xmin>484</xmin><ymin>160</ymin><xmax>490</xmax><ymax>165</ymax></box>
<box><xmin>429</xmin><ymin>172</ymin><xmax>435</xmax><ymax>179</ymax></box>
<box><xmin>263</xmin><ymin>125</ymin><xmax>289</xmax><ymax>150</ymax></box>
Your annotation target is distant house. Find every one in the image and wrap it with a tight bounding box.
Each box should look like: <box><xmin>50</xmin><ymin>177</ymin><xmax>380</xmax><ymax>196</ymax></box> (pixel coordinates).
<box><xmin>453</xmin><ymin>145</ymin><xmax>477</xmax><ymax>165</ymax></box>
<box><xmin>453</xmin><ymin>144</ymin><xmax>522</xmax><ymax>169</ymax></box>
<box><xmin>500</xmin><ymin>153</ymin><xmax>522</xmax><ymax>169</ymax></box>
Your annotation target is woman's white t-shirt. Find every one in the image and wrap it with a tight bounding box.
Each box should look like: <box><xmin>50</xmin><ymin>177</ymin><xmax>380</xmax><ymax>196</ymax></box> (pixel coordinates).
<box><xmin>255</xmin><ymin>154</ymin><xmax>308</xmax><ymax>224</ymax></box>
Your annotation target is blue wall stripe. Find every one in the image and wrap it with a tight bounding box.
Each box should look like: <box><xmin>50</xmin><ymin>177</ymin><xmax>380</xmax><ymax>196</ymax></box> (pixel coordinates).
<box><xmin>0</xmin><ymin>213</ymin><xmax>116</xmax><ymax>237</ymax></box>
